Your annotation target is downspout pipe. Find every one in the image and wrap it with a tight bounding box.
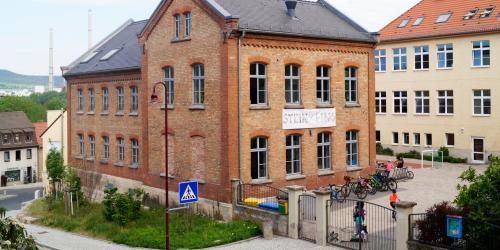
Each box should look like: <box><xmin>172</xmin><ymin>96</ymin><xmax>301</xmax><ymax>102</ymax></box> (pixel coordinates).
<box><xmin>237</xmin><ymin>31</ymin><xmax>246</xmax><ymax>183</ymax></box>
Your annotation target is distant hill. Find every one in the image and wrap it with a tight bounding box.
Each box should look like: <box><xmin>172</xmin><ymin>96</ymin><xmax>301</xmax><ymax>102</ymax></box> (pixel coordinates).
<box><xmin>0</xmin><ymin>69</ymin><xmax>65</xmax><ymax>88</ymax></box>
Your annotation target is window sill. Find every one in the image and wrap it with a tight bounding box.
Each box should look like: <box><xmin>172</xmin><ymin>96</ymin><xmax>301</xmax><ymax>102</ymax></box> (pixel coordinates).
<box><xmin>189</xmin><ymin>105</ymin><xmax>205</xmax><ymax>110</ymax></box>
<box><xmin>115</xmin><ymin>112</ymin><xmax>125</xmax><ymax>116</ymax></box>
<box><xmin>189</xmin><ymin>178</ymin><xmax>206</xmax><ymax>184</ymax></box>
<box><xmin>402</xmin><ymin>144</ymin><xmax>410</xmax><ymax>147</ymax></box>
<box><xmin>316</xmin><ymin>103</ymin><xmax>334</xmax><ymax>108</ymax></box>
<box><xmin>171</xmin><ymin>37</ymin><xmax>191</xmax><ymax>43</ymax></box>
<box><xmin>86</xmin><ymin>112</ymin><xmax>95</xmax><ymax>116</ymax></box>
<box><xmin>317</xmin><ymin>169</ymin><xmax>335</xmax><ymax>176</ymax></box>
<box><xmin>161</xmin><ymin>105</ymin><xmax>174</xmax><ymax>110</ymax></box>
<box><xmin>129</xmin><ymin>164</ymin><xmax>139</xmax><ymax>169</ymax></box>
<box><xmin>376</xmin><ymin>113</ymin><xmax>387</xmax><ymax>115</ymax></box>
<box><xmin>114</xmin><ymin>161</ymin><xmax>124</xmax><ymax>167</ymax></box>
<box><xmin>346</xmin><ymin>167</ymin><xmax>363</xmax><ymax>172</ymax></box>
<box><xmin>249</xmin><ymin>179</ymin><xmax>273</xmax><ymax>185</ymax></box>
<box><xmin>436</xmin><ymin>67</ymin><xmax>453</xmax><ymax>70</ymax></box>
<box><xmin>129</xmin><ymin>112</ymin><xmax>139</xmax><ymax>117</ymax></box>
<box><xmin>471</xmin><ymin>65</ymin><xmax>490</xmax><ymax>69</ymax></box>
<box><xmin>100</xmin><ymin>112</ymin><xmax>109</xmax><ymax>116</ymax></box>
<box><xmin>249</xmin><ymin>105</ymin><xmax>271</xmax><ymax>110</ymax></box>
<box><xmin>472</xmin><ymin>114</ymin><xmax>490</xmax><ymax>117</ymax></box>
<box><xmin>392</xmin><ymin>70</ymin><xmax>407</xmax><ymax>72</ymax></box>
<box><xmin>285</xmin><ymin>174</ymin><xmax>306</xmax><ymax>181</ymax></box>
<box><xmin>100</xmin><ymin>159</ymin><xmax>109</xmax><ymax>164</ymax></box>
<box><xmin>414</xmin><ymin>113</ymin><xmax>430</xmax><ymax>116</ymax></box>
<box><xmin>375</xmin><ymin>71</ymin><xmax>386</xmax><ymax>73</ymax></box>
<box><xmin>392</xmin><ymin>113</ymin><xmax>407</xmax><ymax>116</ymax></box>
<box><xmin>76</xmin><ymin>111</ymin><xmax>84</xmax><ymax>115</ymax></box>
<box><xmin>345</xmin><ymin>103</ymin><xmax>360</xmax><ymax>108</ymax></box>
<box><xmin>413</xmin><ymin>69</ymin><xmax>430</xmax><ymax>72</ymax></box>
<box><xmin>74</xmin><ymin>155</ymin><xmax>84</xmax><ymax>160</ymax></box>
<box><xmin>436</xmin><ymin>113</ymin><xmax>454</xmax><ymax>116</ymax></box>
<box><xmin>284</xmin><ymin>104</ymin><xmax>304</xmax><ymax>109</ymax></box>
<box><xmin>86</xmin><ymin>157</ymin><xmax>95</xmax><ymax>162</ymax></box>
<box><xmin>445</xmin><ymin>145</ymin><xmax>455</xmax><ymax>148</ymax></box>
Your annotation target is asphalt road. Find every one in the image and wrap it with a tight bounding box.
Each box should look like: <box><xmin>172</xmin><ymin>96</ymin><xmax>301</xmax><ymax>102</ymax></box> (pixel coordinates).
<box><xmin>0</xmin><ymin>185</ymin><xmax>43</xmax><ymax>211</ymax></box>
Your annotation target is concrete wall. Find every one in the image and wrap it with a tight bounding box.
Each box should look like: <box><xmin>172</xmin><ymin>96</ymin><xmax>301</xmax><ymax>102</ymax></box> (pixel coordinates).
<box><xmin>376</xmin><ymin>33</ymin><xmax>500</xmax><ymax>163</ymax></box>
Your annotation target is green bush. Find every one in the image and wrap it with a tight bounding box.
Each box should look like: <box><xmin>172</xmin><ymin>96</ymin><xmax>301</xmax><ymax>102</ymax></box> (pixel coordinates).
<box><xmin>438</xmin><ymin>147</ymin><xmax>450</xmax><ymax>157</ymax></box>
<box><xmin>376</xmin><ymin>143</ymin><xmax>394</xmax><ymax>156</ymax></box>
<box><xmin>397</xmin><ymin>150</ymin><xmax>420</xmax><ymax>159</ymax></box>
<box><xmin>397</xmin><ymin>148</ymin><xmax>467</xmax><ymax>163</ymax></box>
<box><xmin>0</xmin><ymin>207</ymin><xmax>5</xmax><ymax>218</ymax></box>
<box><xmin>0</xmin><ymin>218</ymin><xmax>37</xmax><ymax>249</ymax></box>
<box><xmin>103</xmin><ymin>188</ymin><xmax>143</xmax><ymax>225</ymax></box>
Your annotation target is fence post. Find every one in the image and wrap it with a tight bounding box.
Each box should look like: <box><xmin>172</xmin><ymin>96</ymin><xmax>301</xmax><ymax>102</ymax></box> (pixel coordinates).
<box><xmin>287</xmin><ymin>185</ymin><xmax>305</xmax><ymax>239</ymax></box>
<box><xmin>231</xmin><ymin>179</ymin><xmax>240</xmax><ymax>207</ymax></box>
<box><xmin>313</xmin><ymin>189</ymin><xmax>330</xmax><ymax>246</ymax></box>
<box><xmin>395</xmin><ymin>201</ymin><xmax>417</xmax><ymax>250</ymax></box>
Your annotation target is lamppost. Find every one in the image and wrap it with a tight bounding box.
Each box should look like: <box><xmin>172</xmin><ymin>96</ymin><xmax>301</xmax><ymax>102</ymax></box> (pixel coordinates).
<box><xmin>150</xmin><ymin>81</ymin><xmax>169</xmax><ymax>250</ymax></box>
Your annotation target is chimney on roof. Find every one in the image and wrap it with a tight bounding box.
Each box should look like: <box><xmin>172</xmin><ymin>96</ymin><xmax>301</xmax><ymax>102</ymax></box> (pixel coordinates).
<box><xmin>285</xmin><ymin>0</ymin><xmax>297</xmax><ymax>17</ymax></box>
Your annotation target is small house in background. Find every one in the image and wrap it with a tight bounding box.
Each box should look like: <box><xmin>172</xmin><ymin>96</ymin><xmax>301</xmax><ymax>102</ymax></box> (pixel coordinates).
<box><xmin>33</xmin><ymin>121</ymin><xmax>47</xmax><ymax>183</ymax></box>
<box><xmin>0</xmin><ymin>112</ymin><xmax>39</xmax><ymax>186</ymax></box>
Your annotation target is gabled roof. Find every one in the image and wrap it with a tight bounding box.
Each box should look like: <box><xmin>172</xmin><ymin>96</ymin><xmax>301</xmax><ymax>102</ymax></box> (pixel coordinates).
<box><xmin>0</xmin><ymin>112</ymin><xmax>34</xmax><ymax>131</ymax></box>
<box><xmin>33</xmin><ymin>122</ymin><xmax>47</xmax><ymax>146</ymax></box>
<box><xmin>212</xmin><ymin>0</ymin><xmax>374</xmax><ymax>42</ymax></box>
<box><xmin>64</xmin><ymin>19</ymin><xmax>148</xmax><ymax>77</ymax></box>
<box><xmin>379</xmin><ymin>0</ymin><xmax>500</xmax><ymax>42</ymax></box>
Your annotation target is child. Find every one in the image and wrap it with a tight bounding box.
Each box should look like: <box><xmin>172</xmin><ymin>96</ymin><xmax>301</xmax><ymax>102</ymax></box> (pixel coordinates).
<box><xmin>385</xmin><ymin>161</ymin><xmax>393</xmax><ymax>177</ymax></box>
<box><xmin>389</xmin><ymin>189</ymin><xmax>399</xmax><ymax>209</ymax></box>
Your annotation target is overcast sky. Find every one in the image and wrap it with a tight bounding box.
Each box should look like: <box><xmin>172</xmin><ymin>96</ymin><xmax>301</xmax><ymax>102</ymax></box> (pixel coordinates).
<box><xmin>0</xmin><ymin>0</ymin><xmax>420</xmax><ymax>76</ymax></box>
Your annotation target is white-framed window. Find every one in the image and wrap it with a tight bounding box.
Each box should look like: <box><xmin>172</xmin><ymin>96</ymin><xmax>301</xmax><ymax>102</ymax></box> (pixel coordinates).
<box><xmin>473</xmin><ymin>89</ymin><xmax>491</xmax><ymax>115</ymax></box>
<box><xmin>414</xmin><ymin>133</ymin><xmax>421</xmax><ymax>146</ymax></box>
<box><xmin>174</xmin><ymin>14</ymin><xmax>181</xmax><ymax>39</ymax></box>
<box><xmin>117</xmin><ymin>138</ymin><xmax>125</xmax><ymax>162</ymax></box>
<box><xmin>403</xmin><ymin>132</ymin><xmax>410</xmax><ymax>145</ymax></box>
<box><xmin>285</xmin><ymin>64</ymin><xmax>301</xmax><ymax>104</ymax></box>
<box><xmin>14</xmin><ymin>134</ymin><xmax>20</xmax><ymax>144</ymax></box>
<box><xmin>346</xmin><ymin>131</ymin><xmax>358</xmax><ymax>167</ymax></box>
<box><xmin>117</xmin><ymin>87</ymin><xmax>125</xmax><ymax>113</ymax></box>
<box><xmin>437</xmin><ymin>44</ymin><xmax>453</xmax><ymax>69</ymax></box>
<box><xmin>438</xmin><ymin>90</ymin><xmax>454</xmax><ymax>114</ymax></box>
<box><xmin>398</xmin><ymin>18</ymin><xmax>410</xmax><ymax>28</ymax></box>
<box><xmin>164</xmin><ymin>67</ymin><xmax>174</xmax><ymax>106</ymax></box>
<box><xmin>376</xmin><ymin>130</ymin><xmax>381</xmax><ymax>143</ymax></box>
<box><xmin>445</xmin><ymin>133</ymin><xmax>455</xmax><ymax>147</ymax></box>
<box><xmin>184</xmin><ymin>12</ymin><xmax>191</xmax><ymax>37</ymax></box>
<box><xmin>425</xmin><ymin>133</ymin><xmax>432</xmax><ymax>146</ymax></box>
<box><xmin>317</xmin><ymin>132</ymin><xmax>331</xmax><ymax>170</ymax></box>
<box><xmin>25</xmin><ymin>133</ymin><xmax>32</xmax><ymax>143</ymax></box>
<box><xmin>2</xmin><ymin>134</ymin><xmax>9</xmax><ymax>144</ymax></box>
<box><xmin>15</xmin><ymin>150</ymin><xmax>20</xmax><ymax>161</ymax></box>
<box><xmin>375</xmin><ymin>49</ymin><xmax>386</xmax><ymax>72</ymax></box>
<box><xmin>250</xmin><ymin>63</ymin><xmax>267</xmax><ymax>105</ymax></box>
<box><xmin>316</xmin><ymin>66</ymin><xmax>331</xmax><ymax>104</ymax></box>
<box><xmin>286</xmin><ymin>135</ymin><xmax>301</xmax><ymax>175</ymax></box>
<box><xmin>88</xmin><ymin>88</ymin><xmax>94</xmax><ymax>112</ymax></box>
<box><xmin>131</xmin><ymin>139</ymin><xmax>139</xmax><ymax>166</ymax></box>
<box><xmin>103</xmin><ymin>136</ymin><xmax>110</xmax><ymax>160</ymax></box>
<box><xmin>192</xmin><ymin>64</ymin><xmax>205</xmax><ymax>105</ymax></box>
<box><xmin>345</xmin><ymin>67</ymin><xmax>357</xmax><ymax>103</ymax></box>
<box><xmin>393</xmin><ymin>48</ymin><xmax>407</xmax><ymax>71</ymax></box>
<box><xmin>79</xmin><ymin>134</ymin><xmax>84</xmax><ymax>156</ymax></box>
<box><xmin>436</xmin><ymin>13</ymin><xmax>452</xmax><ymax>23</ymax></box>
<box><xmin>413</xmin><ymin>16</ymin><xmax>425</xmax><ymax>26</ymax></box>
<box><xmin>27</xmin><ymin>149</ymin><xmax>32</xmax><ymax>159</ymax></box>
<box><xmin>472</xmin><ymin>40</ymin><xmax>490</xmax><ymax>67</ymax></box>
<box><xmin>392</xmin><ymin>132</ymin><xmax>399</xmax><ymax>144</ymax></box>
<box><xmin>89</xmin><ymin>135</ymin><xmax>95</xmax><ymax>159</ymax></box>
<box><xmin>130</xmin><ymin>86</ymin><xmax>139</xmax><ymax>113</ymax></box>
<box><xmin>415</xmin><ymin>46</ymin><xmax>429</xmax><ymax>70</ymax></box>
<box><xmin>375</xmin><ymin>91</ymin><xmax>387</xmax><ymax>113</ymax></box>
<box><xmin>251</xmin><ymin>137</ymin><xmax>267</xmax><ymax>179</ymax></box>
<box><xmin>415</xmin><ymin>90</ymin><xmax>430</xmax><ymax>114</ymax></box>
<box><xmin>78</xmin><ymin>89</ymin><xmax>84</xmax><ymax>112</ymax></box>
<box><xmin>102</xmin><ymin>88</ymin><xmax>109</xmax><ymax>112</ymax></box>
<box><xmin>393</xmin><ymin>91</ymin><xmax>408</xmax><ymax>114</ymax></box>
<box><xmin>3</xmin><ymin>152</ymin><xmax>9</xmax><ymax>162</ymax></box>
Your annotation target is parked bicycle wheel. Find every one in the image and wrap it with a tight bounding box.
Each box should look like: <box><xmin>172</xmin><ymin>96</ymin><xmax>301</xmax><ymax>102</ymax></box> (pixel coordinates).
<box><xmin>341</xmin><ymin>183</ymin><xmax>351</xmax><ymax>197</ymax></box>
<box><xmin>355</xmin><ymin>185</ymin><xmax>368</xmax><ymax>199</ymax></box>
<box><xmin>406</xmin><ymin>170</ymin><xmax>414</xmax><ymax>179</ymax></box>
<box><xmin>368</xmin><ymin>185</ymin><xmax>377</xmax><ymax>195</ymax></box>
<box><xmin>387</xmin><ymin>178</ymin><xmax>398</xmax><ymax>191</ymax></box>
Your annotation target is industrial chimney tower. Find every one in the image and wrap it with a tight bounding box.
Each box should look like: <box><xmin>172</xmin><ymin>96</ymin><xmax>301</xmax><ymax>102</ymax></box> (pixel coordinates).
<box><xmin>88</xmin><ymin>9</ymin><xmax>93</xmax><ymax>49</ymax></box>
<box><xmin>48</xmin><ymin>28</ymin><xmax>54</xmax><ymax>92</ymax></box>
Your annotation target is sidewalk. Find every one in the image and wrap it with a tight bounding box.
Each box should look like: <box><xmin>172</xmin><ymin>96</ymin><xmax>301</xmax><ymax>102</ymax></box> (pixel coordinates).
<box><xmin>0</xmin><ymin>182</ymin><xmax>44</xmax><ymax>191</ymax></box>
<box><xmin>208</xmin><ymin>236</ymin><xmax>341</xmax><ymax>250</ymax></box>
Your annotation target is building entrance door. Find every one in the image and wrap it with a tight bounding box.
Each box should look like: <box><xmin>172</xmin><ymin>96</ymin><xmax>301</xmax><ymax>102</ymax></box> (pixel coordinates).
<box><xmin>26</xmin><ymin>166</ymin><xmax>32</xmax><ymax>183</ymax></box>
<box><xmin>472</xmin><ymin>137</ymin><xmax>485</xmax><ymax>164</ymax></box>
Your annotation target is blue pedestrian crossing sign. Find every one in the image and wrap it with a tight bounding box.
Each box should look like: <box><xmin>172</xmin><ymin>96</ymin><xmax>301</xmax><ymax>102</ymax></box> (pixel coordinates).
<box><xmin>179</xmin><ymin>181</ymin><xmax>199</xmax><ymax>204</ymax></box>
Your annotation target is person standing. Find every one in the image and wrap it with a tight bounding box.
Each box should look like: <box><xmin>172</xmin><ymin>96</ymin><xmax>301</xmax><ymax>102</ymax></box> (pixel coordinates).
<box><xmin>389</xmin><ymin>190</ymin><xmax>399</xmax><ymax>219</ymax></box>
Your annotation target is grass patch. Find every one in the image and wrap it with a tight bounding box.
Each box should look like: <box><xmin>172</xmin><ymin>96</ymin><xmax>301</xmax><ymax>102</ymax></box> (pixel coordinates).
<box><xmin>26</xmin><ymin>199</ymin><xmax>261</xmax><ymax>249</ymax></box>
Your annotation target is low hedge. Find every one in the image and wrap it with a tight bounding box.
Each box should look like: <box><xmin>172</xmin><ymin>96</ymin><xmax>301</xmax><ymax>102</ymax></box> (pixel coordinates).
<box><xmin>376</xmin><ymin>143</ymin><xmax>394</xmax><ymax>156</ymax></box>
<box><xmin>397</xmin><ymin>148</ymin><xmax>467</xmax><ymax>164</ymax></box>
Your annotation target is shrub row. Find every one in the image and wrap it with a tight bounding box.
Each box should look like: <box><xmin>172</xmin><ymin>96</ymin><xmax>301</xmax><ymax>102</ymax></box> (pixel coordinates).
<box><xmin>396</xmin><ymin>147</ymin><xmax>467</xmax><ymax>163</ymax></box>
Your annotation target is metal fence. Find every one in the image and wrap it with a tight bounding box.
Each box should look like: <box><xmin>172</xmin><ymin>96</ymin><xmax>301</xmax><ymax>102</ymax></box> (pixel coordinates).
<box><xmin>299</xmin><ymin>193</ymin><xmax>316</xmax><ymax>242</ymax></box>
<box><xmin>237</xmin><ymin>183</ymin><xmax>288</xmax><ymax>213</ymax></box>
<box><xmin>327</xmin><ymin>199</ymin><xmax>395</xmax><ymax>250</ymax></box>
<box><xmin>409</xmin><ymin>213</ymin><xmax>500</xmax><ymax>250</ymax></box>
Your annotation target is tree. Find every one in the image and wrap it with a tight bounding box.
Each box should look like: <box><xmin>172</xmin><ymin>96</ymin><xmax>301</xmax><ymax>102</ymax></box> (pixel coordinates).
<box><xmin>46</xmin><ymin>149</ymin><xmax>65</xmax><ymax>196</ymax></box>
<box><xmin>455</xmin><ymin>157</ymin><xmax>500</xmax><ymax>225</ymax></box>
<box><xmin>0</xmin><ymin>96</ymin><xmax>45</xmax><ymax>122</ymax></box>
<box><xmin>46</xmin><ymin>97</ymin><xmax>65</xmax><ymax>110</ymax></box>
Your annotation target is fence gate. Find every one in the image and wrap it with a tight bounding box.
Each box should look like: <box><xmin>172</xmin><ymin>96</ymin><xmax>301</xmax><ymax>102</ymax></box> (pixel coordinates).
<box><xmin>327</xmin><ymin>199</ymin><xmax>395</xmax><ymax>250</ymax></box>
<box><xmin>298</xmin><ymin>193</ymin><xmax>316</xmax><ymax>242</ymax></box>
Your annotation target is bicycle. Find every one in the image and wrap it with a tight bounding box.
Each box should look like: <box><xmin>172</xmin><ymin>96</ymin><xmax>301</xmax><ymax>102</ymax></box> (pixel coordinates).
<box><xmin>328</xmin><ymin>184</ymin><xmax>346</xmax><ymax>203</ymax></box>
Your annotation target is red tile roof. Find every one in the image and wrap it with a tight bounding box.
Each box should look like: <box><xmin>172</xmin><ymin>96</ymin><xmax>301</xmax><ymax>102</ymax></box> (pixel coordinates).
<box><xmin>379</xmin><ymin>0</ymin><xmax>500</xmax><ymax>42</ymax></box>
<box><xmin>33</xmin><ymin>122</ymin><xmax>47</xmax><ymax>146</ymax></box>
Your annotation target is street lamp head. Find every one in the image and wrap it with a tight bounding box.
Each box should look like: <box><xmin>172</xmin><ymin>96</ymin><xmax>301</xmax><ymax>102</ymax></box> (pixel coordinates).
<box><xmin>150</xmin><ymin>91</ymin><xmax>159</xmax><ymax>103</ymax></box>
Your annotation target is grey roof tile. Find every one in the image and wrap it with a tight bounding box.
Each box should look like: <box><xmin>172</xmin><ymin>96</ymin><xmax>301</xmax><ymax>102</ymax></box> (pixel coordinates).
<box><xmin>64</xmin><ymin>19</ymin><xmax>148</xmax><ymax>77</ymax></box>
<box><xmin>213</xmin><ymin>0</ymin><xmax>375</xmax><ymax>42</ymax></box>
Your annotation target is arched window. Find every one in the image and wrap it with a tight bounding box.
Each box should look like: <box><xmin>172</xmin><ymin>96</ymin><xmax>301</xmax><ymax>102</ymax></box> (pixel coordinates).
<box><xmin>192</xmin><ymin>64</ymin><xmax>205</xmax><ymax>105</ymax></box>
<box><xmin>316</xmin><ymin>66</ymin><xmax>330</xmax><ymax>104</ymax></box>
<box><xmin>346</xmin><ymin>131</ymin><xmax>358</xmax><ymax>167</ymax></box>
<box><xmin>317</xmin><ymin>132</ymin><xmax>331</xmax><ymax>170</ymax></box>
<box><xmin>251</xmin><ymin>137</ymin><xmax>267</xmax><ymax>179</ymax></box>
<box><xmin>102</xmin><ymin>88</ymin><xmax>109</xmax><ymax>112</ymax></box>
<box><xmin>345</xmin><ymin>67</ymin><xmax>357</xmax><ymax>103</ymax></box>
<box><xmin>184</xmin><ymin>12</ymin><xmax>191</xmax><ymax>37</ymax></box>
<box><xmin>250</xmin><ymin>63</ymin><xmax>267</xmax><ymax>105</ymax></box>
<box><xmin>286</xmin><ymin>135</ymin><xmax>301</xmax><ymax>174</ymax></box>
<box><xmin>285</xmin><ymin>64</ymin><xmax>301</xmax><ymax>104</ymax></box>
<box><xmin>164</xmin><ymin>67</ymin><xmax>174</xmax><ymax>106</ymax></box>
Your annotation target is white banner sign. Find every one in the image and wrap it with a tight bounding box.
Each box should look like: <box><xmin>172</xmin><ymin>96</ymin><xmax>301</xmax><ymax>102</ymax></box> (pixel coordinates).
<box><xmin>282</xmin><ymin>108</ymin><xmax>336</xmax><ymax>130</ymax></box>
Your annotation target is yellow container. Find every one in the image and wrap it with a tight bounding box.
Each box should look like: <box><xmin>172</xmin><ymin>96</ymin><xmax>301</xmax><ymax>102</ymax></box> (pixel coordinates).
<box><xmin>278</xmin><ymin>200</ymin><xmax>288</xmax><ymax>215</ymax></box>
<box><xmin>244</xmin><ymin>197</ymin><xmax>265</xmax><ymax>206</ymax></box>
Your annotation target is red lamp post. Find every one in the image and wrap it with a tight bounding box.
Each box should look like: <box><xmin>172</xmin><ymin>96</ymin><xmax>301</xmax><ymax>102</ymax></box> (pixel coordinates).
<box><xmin>150</xmin><ymin>81</ymin><xmax>169</xmax><ymax>250</ymax></box>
